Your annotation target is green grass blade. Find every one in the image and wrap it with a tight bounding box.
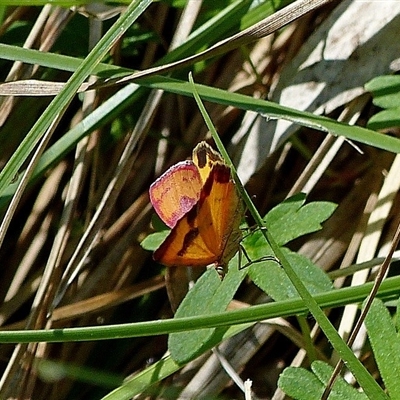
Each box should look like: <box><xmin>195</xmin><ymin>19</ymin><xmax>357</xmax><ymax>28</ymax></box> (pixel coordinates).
<box><xmin>0</xmin><ymin>0</ymin><xmax>152</xmax><ymax>197</ymax></box>
<box><xmin>188</xmin><ymin>73</ymin><xmax>389</xmax><ymax>400</ymax></box>
<box><xmin>0</xmin><ymin>275</ymin><xmax>399</xmax><ymax>344</ymax></box>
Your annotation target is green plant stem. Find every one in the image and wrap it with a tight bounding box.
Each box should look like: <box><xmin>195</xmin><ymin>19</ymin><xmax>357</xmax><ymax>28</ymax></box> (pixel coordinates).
<box><xmin>297</xmin><ymin>316</ymin><xmax>317</xmax><ymax>364</ymax></box>
<box><xmin>0</xmin><ymin>275</ymin><xmax>399</xmax><ymax>344</ymax></box>
<box><xmin>188</xmin><ymin>73</ymin><xmax>389</xmax><ymax>400</ymax></box>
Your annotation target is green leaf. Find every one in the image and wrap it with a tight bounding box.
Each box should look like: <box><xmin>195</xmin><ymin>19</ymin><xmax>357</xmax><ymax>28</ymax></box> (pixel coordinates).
<box><xmin>140</xmin><ymin>231</ymin><xmax>169</xmax><ymax>252</ymax></box>
<box><xmin>248</xmin><ymin>248</ymin><xmax>333</xmax><ymax>301</ymax></box>
<box><xmin>365</xmin><ymin>75</ymin><xmax>400</xmax><ymax>129</ymax></box>
<box><xmin>141</xmin><ymin>214</ymin><xmax>171</xmax><ymax>252</ymax></box>
<box><xmin>265</xmin><ymin>193</ymin><xmax>337</xmax><ymax>246</ymax></box>
<box><xmin>242</xmin><ymin>194</ymin><xmax>336</xmax><ymax>254</ymax></box>
<box><xmin>278</xmin><ymin>360</ymin><xmax>368</xmax><ymax>400</ymax></box>
<box><xmin>365</xmin><ymin>298</ymin><xmax>400</xmax><ymax>399</ymax></box>
<box><xmin>243</xmin><ymin>195</ymin><xmax>335</xmax><ymax>303</ymax></box>
<box><xmin>365</xmin><ymin>75</ymin><xmax>400</xmax><ymax>109</ymax></box>
<box><xmin>367</xmin><ymin>108</ymin><xmax>400</xmax><ymax>130</ymax></box>
<box><xmin>168</xmin><ymin>262</ymin><xmax>247</xmax><ymax>364</ymax></box>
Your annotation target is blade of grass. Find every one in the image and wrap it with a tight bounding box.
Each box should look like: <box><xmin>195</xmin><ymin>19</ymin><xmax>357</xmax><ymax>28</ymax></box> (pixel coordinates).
<box><xmin>0</xmin><ymin>0</ymin><xmax>152</xmax><ymax>197</ymax></box>
<box><xmin>0</xmin><ymin>250</ymin><xmax>399</xmax><ymax>343</ymax></box>
<box><xmin>0</xmin><ymin>73</ymin><xmax>399</xmax><ymax>213</ymax></box>
<box><xmin>188</xmin><ymin>73</ymin><xmax>389</xmax><ymax>400</ymax></box>
<box><xmin>101</xmin><ymin>321</ymin><xmax>256</xmax><ymax>400</ymax></box>
<box><xmin>147</xmin><ymin>76</ymin><xmax>400</xmax><ymax>154</ymax></box>
<box><xmin>97</xmin><ymin>0</ymin><xmax>333</xmax><ymax>87</ymax></box>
